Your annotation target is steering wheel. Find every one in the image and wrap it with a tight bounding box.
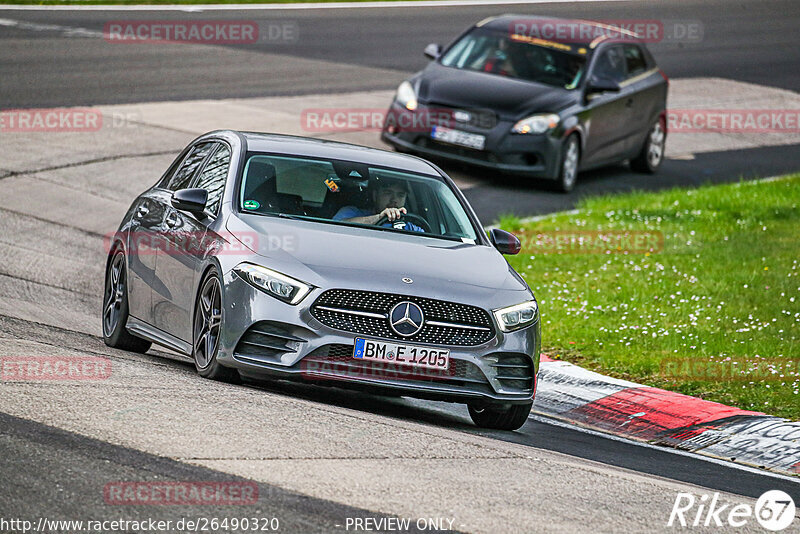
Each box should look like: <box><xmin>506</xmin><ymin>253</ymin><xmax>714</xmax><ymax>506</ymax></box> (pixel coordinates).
<box><xmin>376</xmin><ymin>212</ymin><xmax>432</xmax><ymax>233</ymax></box>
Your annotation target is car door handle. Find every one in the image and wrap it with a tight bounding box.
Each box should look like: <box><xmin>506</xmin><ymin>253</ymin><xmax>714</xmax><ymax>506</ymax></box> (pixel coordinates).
<box><xmin>165</xmin><ymin>211</ymin><xmax>180</xmax><ymax>228</ymax></box>
<box><xmin>625</xmin><ymin>98</ymin><xmax>634</xmax><ymax>108</ymax></box>
<box><xmin>135</xmin><ymin>205</ymin><xmax>149</xmax><ymax>218</ymax></box>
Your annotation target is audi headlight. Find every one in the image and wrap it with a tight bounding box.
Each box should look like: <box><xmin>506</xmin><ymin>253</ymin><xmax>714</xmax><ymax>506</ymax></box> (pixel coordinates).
<box><xmin>493</xmin><ymin>300</ymin><xmax>539</xmax><ymax>332</ymax></box>
<box><xmin>511</xmin><ymin>113</ymin><xmax>560</xmax><ymax>134</ymax></box>
<box><xmin>395</xmin><ymin>81</ymin><xmax>418</xmax><ymax>111</ymax></box>
<box><xmin>234</xmin><ymin>263</ymin><xmax>312</xmax><ymax>305</ymax></box>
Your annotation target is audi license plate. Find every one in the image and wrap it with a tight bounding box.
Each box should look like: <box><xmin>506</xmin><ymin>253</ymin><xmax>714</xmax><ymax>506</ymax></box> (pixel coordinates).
<box><xmin>353</xmin><ymin>338</ymin><xmax>449</xmax><ymax>371</ymax></box>
<box><xmin>431</xmin><ymin>126</ymin><xmax>486</xmax><ymax>151</ymax></box>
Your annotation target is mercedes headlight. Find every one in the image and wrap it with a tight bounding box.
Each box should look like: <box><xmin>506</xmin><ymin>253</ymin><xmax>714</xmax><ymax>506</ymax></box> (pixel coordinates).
<box><xmin>511</xmin><ymin>113</ymin><xmax>560</xmax><ymax>134</ymax></box>
<box><xmin>493</xmin><ymin>300</ymin><xmax>539</xmax><ymax>332</ymax></box>
<box><xmin>395</xmin><ymin>81</ymin><xmax>418</xmax><ymax>111</ymax></box>
<box><xmin>234</xmin><ymin>263</ymin><xmax>312</xmax><ymax>305</ymax></box>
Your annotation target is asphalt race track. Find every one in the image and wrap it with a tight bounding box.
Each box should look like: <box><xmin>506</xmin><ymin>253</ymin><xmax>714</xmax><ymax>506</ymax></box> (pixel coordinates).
<box><xmin>2</xmin><ymin>0</ymin><xmax>800</xmax><ymax>104</ymax></box>
<box><xmin>0</xmin><ymin>0</ymin><xmax>799</xmax><ymax>532</ymax></box>
<box><xmin>1</xmin><ymin>0</ymin><xmax>799</xmax><ymax>220</ymax></box>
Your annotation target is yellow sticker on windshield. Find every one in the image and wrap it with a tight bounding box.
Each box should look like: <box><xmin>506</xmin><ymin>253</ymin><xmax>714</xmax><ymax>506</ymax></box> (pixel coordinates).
<box><xmin>510</xmin><ymin>34</ymin><xmax>573</xmax><ymax>52</ymax></box>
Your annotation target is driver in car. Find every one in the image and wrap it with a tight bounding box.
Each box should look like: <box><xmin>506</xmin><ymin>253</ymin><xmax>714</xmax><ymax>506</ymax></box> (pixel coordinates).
<box><xmin>333</xmin><ymin>177</ymin><xmax>425</xmax><ymax>232</ymax></box>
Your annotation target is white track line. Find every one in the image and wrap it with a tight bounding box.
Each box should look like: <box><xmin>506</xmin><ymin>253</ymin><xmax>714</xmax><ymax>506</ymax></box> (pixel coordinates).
<box><xmin>0</xmin><ymin>17</ymin><xmax>102</xmax><ymax>36</ymax></box>
<box><xmin>529</xmin><ymin>414</ymin><xmax>800</xmax><ymax>484</ymax></box>
<box><xmin>0</xmin><ymin>0</ymin><xmax>637</xmax><ymax>11</ymax></box>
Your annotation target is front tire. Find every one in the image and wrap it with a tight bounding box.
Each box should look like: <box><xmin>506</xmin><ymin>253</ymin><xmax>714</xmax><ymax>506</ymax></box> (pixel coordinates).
<box><xmin>631</xmin><ymin>118</ymin><xmax>665</xmax><ymax>173</ymax></box>
<box><xmin>102</xmin><ymin>250</ymin><xmax>152</xmax><ymax>353</ymax></box>
<box><xmin>193</xmin><ymin>268</ymin><xmax>239</xmax><ymax>383</ymax></box>
<box><xmin>556</xmin><ymin>134</ymin><xmax>580</xmax><ymax>193</ymax></box>
<box><xmin>468</xmin><ymin>402</ymin><xmax>532</xmax><ymax>431</ymax></box>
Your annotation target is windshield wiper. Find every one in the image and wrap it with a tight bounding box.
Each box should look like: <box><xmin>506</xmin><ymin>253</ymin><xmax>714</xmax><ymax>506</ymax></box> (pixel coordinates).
<box><xmin>273</xmin><ymin>212</ymin><xmax>308</xmax><ymax>221</ymax></box>
<box><xmin>261</xmin><ymin>212</ymin><xmax>471</xmax><ymax>243</ymax></box>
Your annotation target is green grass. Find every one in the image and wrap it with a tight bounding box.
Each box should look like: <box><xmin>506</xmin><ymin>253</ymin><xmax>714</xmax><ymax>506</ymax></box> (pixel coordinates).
<box><xmin>500</xmin><ymin>175</ymin><xmax>800</xmax><ymax>420</ymax></box>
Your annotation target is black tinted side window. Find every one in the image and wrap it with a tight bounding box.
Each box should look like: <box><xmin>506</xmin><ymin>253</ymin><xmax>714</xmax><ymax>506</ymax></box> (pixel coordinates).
<box><xmin>165</xmin><ymin>142</ymin><xmax>215</xmax><ymax>191</ymax></box>
<box><xmin>624</xmin><ymin>45</ymin><xmax>647</xmax><ymax>78</ymax></box>
<box><xmin>157</xmin><ymin>152</ymin><xmax>186</xmax><ymax>189</ymax></box>
<box><xmin>193</xmin><ymin>143</ymin><xmax>231</xmax><ymax>216</ymax></box>
<box><xmin>593</xmin><ymin>46</ymin><xmax>626</xmax><ymax>83</ymax></box>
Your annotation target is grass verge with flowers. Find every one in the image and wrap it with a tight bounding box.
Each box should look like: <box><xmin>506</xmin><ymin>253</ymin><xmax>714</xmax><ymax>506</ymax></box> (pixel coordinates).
<box><xmin>500</xmin><ymin>175</ymin><xmax>800</xmax><ymax>420</ymax></box>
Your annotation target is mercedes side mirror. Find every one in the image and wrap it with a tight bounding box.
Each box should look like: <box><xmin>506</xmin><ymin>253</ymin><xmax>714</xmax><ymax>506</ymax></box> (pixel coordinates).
<box><xmin>489</xmin><ymin>228</ymin><xmax>521</xmax><ymax>255</ymax></box>
<box><xmin>171</xmin><ymin>188</ymin><xmax>208</xmax><ymax>215</ymax></box>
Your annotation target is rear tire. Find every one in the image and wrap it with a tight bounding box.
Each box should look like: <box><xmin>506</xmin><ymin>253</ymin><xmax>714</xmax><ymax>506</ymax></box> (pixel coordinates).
<box><xmin>468</xmin><ymin>402</ymin><xmax>532</xmax><ymax>431</ymax></box>
<box><xmin>102</xmin><ymin>250</ymin><xmax>152</xmax><ymax>353</ymax></box>
<box><xmin>193</xmin><ymin>268</ymin><xmax>240</xmax><ymax>383</ymax></box>
<box><xmin>631</xmin><ymin>118</ymin><xmax>665</xmax><ymax>173</ymax></box>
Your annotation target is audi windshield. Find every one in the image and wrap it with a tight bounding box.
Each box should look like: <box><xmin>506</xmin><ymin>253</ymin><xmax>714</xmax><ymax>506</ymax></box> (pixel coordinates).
<box><xmin>440</xmin><ymin>28</ymin><xmax>587</xmax><ymax>89</ymax></box>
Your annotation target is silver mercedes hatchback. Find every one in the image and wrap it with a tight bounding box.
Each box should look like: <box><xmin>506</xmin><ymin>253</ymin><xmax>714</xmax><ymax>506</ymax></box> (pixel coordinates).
<box><xmin>103</xmin><ymin>130</ymin><xmax>541</xmax><ymax>430</ymax></box>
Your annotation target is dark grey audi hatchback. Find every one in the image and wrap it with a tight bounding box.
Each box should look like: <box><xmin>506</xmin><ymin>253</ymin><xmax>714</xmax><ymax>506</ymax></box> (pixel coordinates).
<box><xmin>381</xmin><ymin>15</ymin><xmax>668</xmax><ymax>192</ymax></box>
<box><xmin>103</xmin><ymin>130</ymin><xmax>540</xmax><ymax>430</ymax></box>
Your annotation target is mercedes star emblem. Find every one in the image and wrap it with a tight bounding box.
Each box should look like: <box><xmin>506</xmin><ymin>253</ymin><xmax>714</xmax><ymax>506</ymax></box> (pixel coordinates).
<box><xmin>389</xmin><ymin>302</ymin><xmax>424</xmax><ymax>336</ymax></box>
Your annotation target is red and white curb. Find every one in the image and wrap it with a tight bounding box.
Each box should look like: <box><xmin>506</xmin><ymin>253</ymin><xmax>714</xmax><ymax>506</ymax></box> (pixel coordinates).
<box><xmin>534</xmin><ymin>355</ymin><xmax>800</xmax><ymax>477</ymax></box>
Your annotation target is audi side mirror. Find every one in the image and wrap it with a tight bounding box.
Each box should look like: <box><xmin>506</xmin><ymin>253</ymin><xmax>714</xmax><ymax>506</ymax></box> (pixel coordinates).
<box><xmin>424</xmin><ymin>43</ymin><xmax>442</xmax><ymax>60</ymax></box>
<box><xmin>171</xmin><ymin>188</ymin><xmax>208</xmax><ymax>215</ymax></box>
<box><xmin>586</xmin><ymin>76</ymin><xmax>621</xmax><ymax>94</ymax></box>
<box><xmin>489</xmin><ymin>228</ymin><xmax>521</xmax><ymax>255</ymax></box>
